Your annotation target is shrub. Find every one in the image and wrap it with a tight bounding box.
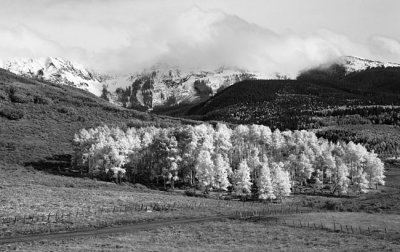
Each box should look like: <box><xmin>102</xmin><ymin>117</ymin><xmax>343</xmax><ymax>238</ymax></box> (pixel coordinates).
<box><xmin>323</xmin><ymin>200</ymin><xmax>344</xmax><ymax>211</ymax></box>
<box><xmin>184</xmin><ymin>190</ymin><xmax>196</xmax><ymax>197</ymax></box>
<box><xmin>77</xmin><ymin>115</ymin><xmax>86</xmax><ymax>122</ymax></box>
<box><xmin>0</xmin><ymin>90</ymin><xmax>9</xmax><ymax>101</ymax></box>
<box><xmin>57</xmin><ymin>106</ymin><xmax>77</xmax><ymax>115</ymax></box>
<box><xmin>33</xmin><ymin>95</ymin><xmax>52</xmax><ymax>105</ymax></box>
<box><xmin>0</xmin><ymin>107</ymin><xmax>24</xmax><ymax>120</ymax></box>
<box><xmin>127</xmin><ymin>119</ymin><xmax>147</xmax><ymax>128</ymax></box>
<box><xmin>132</xmin><ymin>183</ymin><xmax>149</xmax><ymax>191</ymax></box>
<box><xmin>184</xmin><ymin>190</ymin><xmax>210</xmax><ymax>198</ymax></box>
<box><xmin>10</xmin><ymin>93</ymin><xmax>32</xmax><ymax>103</ymax></box>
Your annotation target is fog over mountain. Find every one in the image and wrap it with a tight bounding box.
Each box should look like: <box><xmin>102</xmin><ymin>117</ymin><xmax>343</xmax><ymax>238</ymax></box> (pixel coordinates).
<box><xmin>0</xmin><ymin>0</ymin><xmax>400</xmax><ymax>77</ymax></box>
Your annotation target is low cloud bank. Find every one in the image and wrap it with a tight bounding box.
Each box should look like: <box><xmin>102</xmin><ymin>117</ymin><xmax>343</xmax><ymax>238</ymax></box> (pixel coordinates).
<box><xmin>0</xmin><ymin>2</ymin><xmax>399</xmax><ymax>76</ymax></box>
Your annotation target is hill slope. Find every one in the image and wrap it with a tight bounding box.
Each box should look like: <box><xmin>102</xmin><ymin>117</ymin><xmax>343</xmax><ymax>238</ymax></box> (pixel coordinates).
<box><xmin>184</xmin><ymin>79</ymin><xmax>363</xmax><ymax>128</ymax></box>
<box><xmin>0</xmin><ymin>68</ymin><xmax>192</xmax><ymax>166</ymax></box>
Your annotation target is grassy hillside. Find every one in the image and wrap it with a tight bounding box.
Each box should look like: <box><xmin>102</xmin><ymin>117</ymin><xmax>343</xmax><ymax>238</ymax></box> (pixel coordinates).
<box><xmin>0</xmin><ymin>69</ymin><xmax>197</xmax><ymax>166</ymax></box>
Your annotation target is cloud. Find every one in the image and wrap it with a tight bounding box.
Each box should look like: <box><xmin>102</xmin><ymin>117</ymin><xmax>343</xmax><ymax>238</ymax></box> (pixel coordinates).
<box><xmin>368</xmin><ymin>36</ymin><xmax>400</xmax><ymax>62</ymax></box>
<box><xmin>0</xmin><ymin>1</ymin><xmax>399</xmax><ymax>76</ymax></box>
<box><xmin>153</xmin><ymin>7</ymin><xmax>346</xmax><ymax>75</ymax></box>
<box><xmin>97</xmin><ymin>6</ymin><xmax>348</xmax><ymax>76</ymax></box>
<box><xmin>0</xmin><ymin>25</ymin><xmax>61</xmax><ymax>57</ymax></box>
<box><xmin>0</xmin><ymin>24</ymin><xmax>88</xmax><ymax>64</ymax></box>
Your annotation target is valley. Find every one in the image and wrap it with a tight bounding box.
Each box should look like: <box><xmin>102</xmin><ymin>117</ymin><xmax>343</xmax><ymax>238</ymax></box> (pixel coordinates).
<box><xmin>2</xmin><ymin>0</ymin><xmax>400</xmax><ymax>250</ymax></box>
<box><xmin>1</xmin><ymin>55</ymin><xmax>400</xmax><ymax>252</ymax></box>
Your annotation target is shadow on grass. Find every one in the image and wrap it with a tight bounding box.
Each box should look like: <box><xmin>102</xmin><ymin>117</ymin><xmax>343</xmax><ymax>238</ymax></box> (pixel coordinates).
<box><xmin>25</xmin><ymin>154</ymin><xmax>86</xmax><ymax>177</ymax></box>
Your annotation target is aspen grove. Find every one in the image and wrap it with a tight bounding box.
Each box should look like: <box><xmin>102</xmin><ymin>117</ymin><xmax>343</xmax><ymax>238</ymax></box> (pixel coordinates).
<box><xmin>72</xmin><ymin>123</ymin><xmax>385</xmax><ymax>199</ymax></box>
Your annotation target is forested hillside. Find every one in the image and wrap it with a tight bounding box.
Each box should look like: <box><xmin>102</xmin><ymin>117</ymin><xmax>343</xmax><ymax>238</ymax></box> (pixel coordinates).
<box><xmin>298</xmin><ymin>64</ymin><xmax>400</xmax><ymax>98</ymax></box>
<box><xmin>0</xmin><ymin>69</ymin><xmax>197</xmax><ymax>166</ymax></box>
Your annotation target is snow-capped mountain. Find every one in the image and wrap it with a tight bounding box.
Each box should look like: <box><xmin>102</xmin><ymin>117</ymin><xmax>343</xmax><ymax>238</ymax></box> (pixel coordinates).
<box><xmin>0</xmin><ymin>57</ymin><xmax>104</xmax><ymax>96</ymax></box>
<box><xmin>2</xmin><ymin>56</ymin><xmax>399</xmax><ymax>110</ymax></box>
<box><xmin>0</xmin><ymin>57</ymin><xmax>281</xmax><ymax>108</ymax></box>
<box><xmin>105</xmin><ymin>64</ymin><xmax>281</xmax><ymax>109</ymax></box>
<box><xmin>339</xmin><ymin>56</ymin><xmax>400</xmax><ymax>73</ymax></box>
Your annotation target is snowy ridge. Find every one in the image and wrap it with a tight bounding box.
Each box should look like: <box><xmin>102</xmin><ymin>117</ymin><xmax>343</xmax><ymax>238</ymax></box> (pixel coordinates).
<box><xmin>3</xmin><ymin>56</ymin><xmax>398</xmax><ymax>109</ymax></box>
<box><xmin>339</xmin><ymin>56</ymin><xmax>400</xmax><ymax>73</ymax></box>
<box><xmin>107</xmin><ymin>65</ymin><xmax>283</xmax><ymax>108</ymax></box>
<box><xmin>0</xmin><ymin>57</ymin><xmax>104</xmax><ymax>96</ymax></box>
<box><xmin>0</xmin><ymin>57</ymin><xmax>282</xmax><ymax>108</ymax></box>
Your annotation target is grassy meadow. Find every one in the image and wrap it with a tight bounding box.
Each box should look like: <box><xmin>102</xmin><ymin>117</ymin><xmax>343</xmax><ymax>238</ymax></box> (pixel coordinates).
<box><xmin>1</xmin><ymin>161</ymin><xmax>400</xmax><ymax>251</ymax></box>
<box><xmin>1</xmin><ymin>162</ymin><xmax>294</xmax><ymax>238</ymax></box>
<box><xmin>3</xmin><ymin>220</ymin><xmax>400</xmax><ymax>252</ymax></box>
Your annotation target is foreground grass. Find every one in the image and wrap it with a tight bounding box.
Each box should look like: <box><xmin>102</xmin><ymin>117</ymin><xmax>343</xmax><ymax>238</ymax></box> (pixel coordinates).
<box><xmin>2</xmin><ymin>162</ymin><xmax>400</xmax><ymax>250</ymax></box>
<box><xmin>281</xmin><ymin>212</ymin><xmax>400</xmax><ymax>241</ymax></box>
<box><xmin>0</xmin><ymin>164</ymin><xmax>291</xmax><ymax>237</ymax></box>
<box><xmin>2</xmin><ymin>220</ymin><xmax>400</xmax><ymax>252</ymax></box>
<box><xmin>287</xmin><ymin>211</ymin><xmax>400</xmax><ymax>231</ymax></box>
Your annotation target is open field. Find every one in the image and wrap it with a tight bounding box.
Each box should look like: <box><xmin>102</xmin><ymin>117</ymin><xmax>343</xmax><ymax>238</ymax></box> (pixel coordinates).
<box><xmin>1</xmin><ymin>163</ymin><xmax>303</xmax><ymax>238</ymax></box>
<box><xmin>281</xmin><ymin>212</ymin><xmax>400</xmax><ymax>239</ymax></box>
<box><xmin>2</xmin><ymin>220</ymin><xmax>400</xmax><ymax>252</ymax></box>
<box><xmin>1</xmin><ymin>160</ymin><xmax>400</xmax><ymax>250</ymax></box>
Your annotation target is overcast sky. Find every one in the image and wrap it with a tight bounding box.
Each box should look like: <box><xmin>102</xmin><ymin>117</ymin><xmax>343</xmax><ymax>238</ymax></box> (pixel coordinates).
<box><xmin>1</xmin><ymin>0</ymin><xmax>399</xmax><ymax>75</ymax></box>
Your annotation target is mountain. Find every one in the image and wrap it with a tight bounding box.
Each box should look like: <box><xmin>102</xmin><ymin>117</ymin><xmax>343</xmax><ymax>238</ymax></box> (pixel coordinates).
<box><xmin>0</xmin><ymin>57</ymin><xmax>104</xmax><ymax>96</ymax></box>
<box><xmin>2</xmin><ymin>56</ymin><xmax>399</xmax><ymax>111</ymax></box>
<box><xmin>0</xmin><ymin>68</ymin><xmax>195</xmax><ymax>166</ymax></box>
<box><xmin>96</xmin><ymin>56</ymin><xmax>399</xmax><ymax>111</ymax></box>
<box><xmin>108</xmin><ymin>64</ymin><xmax>281</xmax><ymax>110</ymax></box>
<box><xmin>0</xmin><ymin>57</ymin><xmax>287</xmax><ymax>109</ymax></box>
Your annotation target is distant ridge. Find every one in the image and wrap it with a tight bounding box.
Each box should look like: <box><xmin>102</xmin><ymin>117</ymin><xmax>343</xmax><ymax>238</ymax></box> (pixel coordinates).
<box><xmin>2</xmin><ymin>56</ymin><xmax>399</xmax><ymax>110</ymax></box>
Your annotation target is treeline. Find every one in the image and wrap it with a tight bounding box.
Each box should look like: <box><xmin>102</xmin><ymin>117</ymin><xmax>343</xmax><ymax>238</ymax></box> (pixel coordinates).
<box><xmin>311</xmin><ymin>106</ymin><xmax>400</xmax><ymax>126</ymax></box>
<box><xmin>316</xmin><ymin>125</ymin><xmax>400</xmax><ymax>157</ymax></box>
<box><xmin>72</xmin><ymin>123</ymin><xmax>385</xmax><ymax>199</ymax></box>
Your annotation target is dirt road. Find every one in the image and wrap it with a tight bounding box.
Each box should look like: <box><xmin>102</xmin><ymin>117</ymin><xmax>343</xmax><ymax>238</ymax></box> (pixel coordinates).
<box><xmin>0</xmin><ymin>215</ymin><xmax>230</xmax><ymax>245</ymax></box>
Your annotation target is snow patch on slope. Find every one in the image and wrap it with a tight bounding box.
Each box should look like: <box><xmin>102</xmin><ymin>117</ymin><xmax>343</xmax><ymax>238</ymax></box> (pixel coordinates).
<box><xmin>114</xmin><ymin>65</ymin><xmax>284</xmax><ymax>108</ymax></box>
<box><xmin>340</xmin><ymin>56</ymin><xmax>400</xmax><ymax>73</ymax></box>
<box><xmin>0</xmin><ymin>57</ymin><xmax>104</xmax><ymax>96</ymax></box>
